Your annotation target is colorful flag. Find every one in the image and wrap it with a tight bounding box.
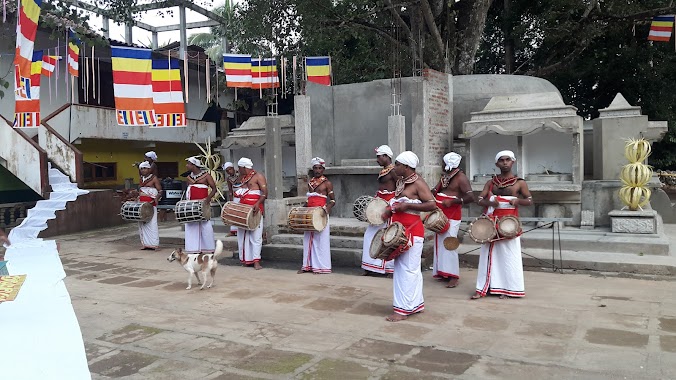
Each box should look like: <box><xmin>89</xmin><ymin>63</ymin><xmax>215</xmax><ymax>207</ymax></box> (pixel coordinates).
<box><xmin>14</xmin><ymin>51</ymin><xmax>42</xmax><ymax>127</ymax></box>
<box><xmin>68</xmin><ymin>28</ymin><xmax>80</xmax><ymax>77</ymax></box>
<box><xmin>13</xmin><ymin>0</ymin><xmax>42</xmax><ymax>128</ymax></box>
<box><xmin>41</xmin><ymin>55</ymin><xmax>61</xmax><ymax>77</ymax></box>
<box><xmin>305</xmin><ymin>56</ymin><xmax>331</xmax><ymax>86</ymax></box>
<box><xmin>648</xmin><ymin>15</ymin><xmax>675</xmax><ymax>42</ymax></box>
<box><xmin>251</xmin><ymin>57</ymin><xmax>280</xmax><ymax>89</ymax></box>
<box><xmin>151</xmin><ymin>58</ymin><xmax>186</xmax><ymax>128</ymax></box>
<box><xmin>223</xmin><ymin>53</ymin><xmax>252</xmax><ymax>88</ymax></box>
<box><xmin>111</xmin><ymin>46</ymin><xmax>156</xmax><ymax>126</ymax></box>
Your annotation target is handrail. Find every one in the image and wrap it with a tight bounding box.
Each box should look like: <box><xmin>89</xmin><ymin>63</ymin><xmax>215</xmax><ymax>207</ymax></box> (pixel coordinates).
<box><xmin>41</xmin><ymin>104</ymin><xmax>84</xmax><ymax>187</ymax></box>
<box><xmin>0</xmin><ymin>114</ymin><xmax>49</xmax><ymax>197</ymax></box>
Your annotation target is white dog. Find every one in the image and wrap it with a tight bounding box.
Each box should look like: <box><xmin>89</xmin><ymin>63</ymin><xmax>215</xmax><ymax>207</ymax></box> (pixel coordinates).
<box><xmin>167</xmin><ymin>240</ymin><xmax>223</xmax><ymax>290</ymax></box>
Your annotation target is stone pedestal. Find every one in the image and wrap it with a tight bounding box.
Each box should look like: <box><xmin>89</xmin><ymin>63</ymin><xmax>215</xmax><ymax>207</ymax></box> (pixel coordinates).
<box><xmin>580</xmin><ymin>210</ymin><xmax>594</xmax><ymax>230</ymax></box>
<box><xmin>294</xmin><ymin>95</ymin><xmax>312</xmax><ymax>195</ymax></box>
<box><xmin>609</xmin><ymin>209</ymin><xmax>658</xmax><ymax>234</ymax></box>
<box><xmin>264</xmin><ymin>117</ymin><xmax>283</xmax><ymax>200</ymax></box>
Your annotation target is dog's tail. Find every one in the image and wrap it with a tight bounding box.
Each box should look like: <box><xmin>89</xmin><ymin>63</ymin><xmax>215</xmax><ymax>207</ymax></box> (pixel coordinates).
<box><xmin>213</xmin><ymin>239</ymin><xmax>224</xmax><ymax>259</ymax></box>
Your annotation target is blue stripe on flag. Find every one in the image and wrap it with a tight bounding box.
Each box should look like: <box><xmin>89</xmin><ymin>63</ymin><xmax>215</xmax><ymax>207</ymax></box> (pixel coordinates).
<box><xmin>152</xmin><ymin>59</ymin><xmax>180</xmax><ymax>70</ymax></box>
<box><xmin>306</xmin><ymin>57</ymin><xmax>330</xmax><ymax>66</ymax></box>
<box><xmin>111</xmin><ymin>46</ymin><xmax>152</xmax><ymax>60</ymax></box>
<box><xmin>32</xmin><ymin>50</ymin><xmax>43</xmax><ymax>62</ymax></box>
<box><xmin>654</xmin><ymin>15</ymin><xmax>676</xmax><ymax>22</ymax></box>
<box><xmin>223</xmin><ymin>55</ymin><xmax>252</xmax><ymax>64</ymax></box>
<box><xmin>251</xmin><ymin>58</ymin><xmax>276</xmax><ymax>67</ymax></box>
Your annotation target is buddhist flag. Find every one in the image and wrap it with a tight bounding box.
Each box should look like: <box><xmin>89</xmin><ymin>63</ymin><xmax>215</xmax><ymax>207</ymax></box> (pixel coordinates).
<box><xmin>111</xmin><ymin>46</ymin><xmax>156</xmax><ymax>126</ymax></box>
<box><xmin>223</xmin><ymin>53</ymin><xmax>252</xmax><ymax>88</ymax></box>
<box><xmin>305</xmin><ymin>56</ymin><xmax>331</xmax><ymax>86</ymax></box>
<box><xmin>67</xmin><ymin>28</ymin><xmax>80</xmax><ymax>77</ymax></box>
<box><xmin>14</xmin><ymin>51</ymin><xmax>43</xmax><ymax>127</ymax></box>
<box><xmin>152</xmin><ymin>58</ymin><xmax>186</xmax><ymax>128</ymax></box>
<box><xmin>13</xmin><ymin>0</ymin><xmax>42</xmax><ymax>128</ymax></box>
<box><xmin>42</xmin><ymin>55</ymin><xmax>61</xmax><ymax>77</ymax></box>
<box><xmin>251</xmin><ymin>57</ymin><xmax>280</xmax><ymax>89</ymax></box>
<box><xmin>648</xmin><ymin>15</ymin><xmax>675</xmax><ymax>42</ymax></box>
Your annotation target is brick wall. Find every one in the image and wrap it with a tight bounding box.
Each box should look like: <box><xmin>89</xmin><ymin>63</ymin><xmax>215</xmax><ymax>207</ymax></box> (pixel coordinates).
<box><xmin>423</xmin><ymin>69</ymin><xmax>452</xmax><ymax>167</ymax></box>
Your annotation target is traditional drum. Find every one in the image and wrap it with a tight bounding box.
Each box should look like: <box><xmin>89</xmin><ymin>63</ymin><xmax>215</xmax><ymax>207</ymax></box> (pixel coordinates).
<box><xmin>364</xmin><ymin>197</ymin><xmax>389</xmax><ymax>225</ymax></box>
<box><xmin>352</xmin><ymin>195</ymin><xmax>374</xmax><ymax>222</ymax></box>
<box><xmin>174</xmin><ymin>200</ymin><xmax>211</xmax><ymax>223</ymax></box>
<box><xmin>443</xmin><ymin>237</ymin><xmax>460</xmax><ymax>250</ymax></box>
<box><xmin>497</xmin><ymin>215</ymin><xmax>522</xmax><ymax>238</ymax></box>
<box><xmin>120</xmin><ymin>201</ymin><xmax>154</xmax><ymax>222</ymax></box>
<box><xmin>288</xmin><ymin>207</ymin><xmax>328</xmax><ymax>232</ymax></box>
<box><xmin>423</xmin><ymin>208</ymin><xmax>450</xmax><ymax>233</ymax></box>
<box><xmin>382</xmin><ymin>222</ymin><xmax>411</xmax><ymax>260</ymax></box>
<box><xmin>221</xmin><ymin>202</ymin><xmax>261</xmax><ymax>230</ymax></box>
<box><xmin>369</xmin><ymin>228</ymin><xmax>388</xmax><ymax>260</ymax></box>
<box><xmin>468</xmin><ymin>216</ymin><xmax>497</xmax><ymax>244</ymax></box>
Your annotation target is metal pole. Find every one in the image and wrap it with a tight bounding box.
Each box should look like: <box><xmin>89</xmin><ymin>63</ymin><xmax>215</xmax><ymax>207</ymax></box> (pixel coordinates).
<box><xmin>179</xmin><ymin>4</ymin><xmax>187</xmax><ymax>60</ymax></box>
<box><xmin>102</xmin><ymin>17</ymin><xmax>110</xmax><ymax>39</ymax></box>
<box><xmin>152</xmin><ymin>32</ymin><xmax>159</xmax><ymax>49</ymax></box>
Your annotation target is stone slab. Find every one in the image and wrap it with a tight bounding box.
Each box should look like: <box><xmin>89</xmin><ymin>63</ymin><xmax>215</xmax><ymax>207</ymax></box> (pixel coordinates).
<box><xmin>609</xmin><ymin>209</ymin><xmax>658</xmax><ymax>234</ymax></box>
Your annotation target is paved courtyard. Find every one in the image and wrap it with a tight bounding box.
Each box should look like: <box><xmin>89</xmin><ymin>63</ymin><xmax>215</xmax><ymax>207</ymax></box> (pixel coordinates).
<box><xmin>59</xmin><ymin>225</ymin><xmax>676</xmax><ymax>379</ymax></box>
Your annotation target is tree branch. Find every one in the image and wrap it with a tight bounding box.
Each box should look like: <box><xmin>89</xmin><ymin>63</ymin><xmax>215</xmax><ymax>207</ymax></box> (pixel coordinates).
<box><xmin>383</xmin><ymin>0</ymin><xmax>419</xmax><ymax>58</ymax></box>
<box><xmin>419</xmin><ymin>0</ymin><xmax>446</xmax><ymax>61</ymax></box>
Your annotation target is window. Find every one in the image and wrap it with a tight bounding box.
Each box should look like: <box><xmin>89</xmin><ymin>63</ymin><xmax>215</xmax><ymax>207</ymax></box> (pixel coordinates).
<box><xmin>155</xmin><ymin>162</ymin><xmax>179</xmax><ymax>179</ymax></box>
<box><xmin>83</xmin><ymin>162</ymin><xmax>117</xmax><ymax>182</ymax></box>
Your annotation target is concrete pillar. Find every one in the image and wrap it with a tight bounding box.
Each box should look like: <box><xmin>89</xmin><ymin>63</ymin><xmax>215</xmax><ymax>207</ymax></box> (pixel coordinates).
<box><xmin>387</xmin><ymin>115</ymin><xmax>406</xmax><ymax>156</ymax></box>
<box><xmin>125</xmin><ymin>24</ymin><xmax>133</xmax><ymax>44</ymax></box>
<box><xmin>265</xmin><ymin>117</ymin><xmax>283</xmax><ymax>200</ymax></box>
<box><xmin>151</xmin><ymin>32</ymin><xmax>158</xmax><ymax>50</ymax></box>
<box><xmin>102</xmin><ymin>17</ymin><xmax>110</xmax><ymax>39</ymax></box>
<box><xmin>179</xmin><ymin>5</ymin><xmax>187</xmax><ymax>60</ymax></box>
<box><xmin>294</xmin><ymin>95</ymin><xmax>312</xmax><ymax>195</ymax></box>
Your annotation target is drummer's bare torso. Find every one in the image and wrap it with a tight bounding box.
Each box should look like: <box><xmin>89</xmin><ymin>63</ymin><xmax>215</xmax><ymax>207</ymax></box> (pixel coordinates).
<box><xmin>396</xmin><ymin>178</ymin><xmax>435</xmax><ymax>203</ymax></box>
<box><xmin>241</xmin><ymin>171</ymin><xmax>266</xmax><ymax>191</ymax></box>
<box><xmin>436</xmin><ymin>170</ymin><xmax>471</xmax><ymax>198</ymax></box>
<box><xmin>485</xmin><ymin>176</ymin><xmax>528</xmax><ymax>198</ymax></box>
<box><xmin>311</xmin><ymin>178</ymin><xmax>333</xmax><ymax>198</ymax></box>
<box><xmin>378</xmin><ymin>168</ymin><xmax>398</xmax><ymax>193</ymax></box>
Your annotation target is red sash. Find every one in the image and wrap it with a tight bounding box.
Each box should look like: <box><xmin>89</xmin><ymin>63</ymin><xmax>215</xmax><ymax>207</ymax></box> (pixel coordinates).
<box><xmin>188</xmin><ymin>185</ymin><xmax>208</xmax><ymax>200</ymax></box>
<box><xmin>240</xmin><ymin>193</ymin><xmax>264</xmax><ymax>215</ymax></box>
<box><xmin>435</xmin><ymin>194</ymin><xmax>462</xmax><ymax>221</ymax></box>
<box><xmin>307</xmin><ymin>195</ymin><xmax>326</xmax><ymax>208</ymax></box>
<box><xmin>376</xmin><ymin>191</ymin><xmax>395</xmax><ymax>202</ymax></box>
<box><xmin>139</xmin><ymin>195</ymin><xmax>156</xmax><ymax>206</ymax></box>
<box><xmin>490</xmin><ymin>196</ymin><xmax>519</xmax><ymax>220</ymax></box>
<box><xmin>391</xmin><ymin>212</ymin><xmax>424</xmax><ymax>238</ymax></box>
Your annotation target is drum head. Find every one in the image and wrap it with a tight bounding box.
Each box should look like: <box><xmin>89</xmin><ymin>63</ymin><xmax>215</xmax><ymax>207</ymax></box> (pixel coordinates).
<box><xmin>424</xmin><ymin>209</ymin><xmax>449</xmax><ymax>233</ymax></box>
<box><xmin>139</xmin><ymin>202</ymin><xmax>153</xmax><ymax>222</ymax></box>
<box><xmin>498</xmin><ymin>216</ymin><xmax>521</xmax><ymax>238</ymax></box>
<box><xmin>248</xmin><ymin>208</ymin><xmax>262</xmax><ymax>230</ymax></box>
<box><xmin>443</xmin><ymin>237</ymin><xmax>460</xmax><ymax>251</ymax></box>
<box><xmin>202</xmin><ymin>200</ymin><xmax>212</xmax><ymax>220</ymax></box>
<box><xmin>312</xmin><ymin>207</ymin><xmax>328</xmax><ymax>231</ymax></box>
<box><xmin>365</xmin><ymin>198</ymin><xmax>388</xmax><ymax>225</ymax></box>
<box><xmin>369</xmin><ymin>229</ymin><xmax>386</xmax><ymax>259</ymax></box>
<box><xmin>382</xmin><ymin>222</ymin><xmax>406</xmax><ymax>247</ymax></box>
<box><xmin>469</xmin><ymin>217</ymin><xmax>497</xmax><ymax>244</ymax></box>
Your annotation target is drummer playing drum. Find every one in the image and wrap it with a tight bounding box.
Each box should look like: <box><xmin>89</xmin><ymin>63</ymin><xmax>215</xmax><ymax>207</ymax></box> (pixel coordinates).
<box><xmin>138</xmin><ymin>162</ymin><xmax>162</xmax><ymax>250</ymax></box>
<box><xmin>472</xmin><ymin>150</ymin><xmax>532</xmax><ymax>300</ymax></box>
<box><xmin>184</xmin><ymin>156</ymin><xmax>217</xmax><ymax>254</ymax></box>
<box><xmin>361</xmin><ymin>145</ymin><xmax>398</xmax><ymax>277</ymax></box>
<box><xmin>430</xmin><ymin>152</ymin><xmax>474</xmax><ymax>288</ymax></box>
<box><xmin>381</xmin><ymin>151</ymin><xmax>437</xmax><ymax>322</ymax></box>
<box><xmin>298</xmin><ymin>157</ymin><xmax>335</xmax><ymax>274</ymax></box>
<box><xmin>234</xmin><ymin>158</ymin><xmax>267</xmax><ymax>270</ymax></box>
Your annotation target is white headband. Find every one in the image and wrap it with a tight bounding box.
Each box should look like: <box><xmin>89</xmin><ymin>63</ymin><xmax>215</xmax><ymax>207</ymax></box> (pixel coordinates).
<box><xmin>444</xmin><ymin>152</ymin><xmax>461</xmax><ymax>171</ymax></box>
<box><xmin>395</xmin><ymin>151</ymin><xmax>419</xmax><ymax>169</ymax></box>
<box><xmin>495</xmin><ymin>150</ymin><xmax>516</xmax><ymax>163</ymax></box>
<box><xmin>145</xmin><ymin>151</ymin><xmax>157</xmax><ymax>161</ymax></box>
<box><xmin>311</xmin><ymin>157</ymin><xmax>325</xmax><ymax>168</ymax></box>
<box><xmin>238</xmin><ymin>157</ymin><xmax>254</xmax><ymax>169</ymax></box>
<box><xmin>375</xmin><ymin>145</ymin><xmax>393</xmax><ymax>158</ymax></box>
<box><xmin>223</xmin><ymin>162</ymin><xmax>234</xmax><ymax>170</ymax></box>
<box><xmin>139</xmin><ymin>161</ymin><xmax>151</xmax><ymax>169</ymax></box>
<box><xmin>185</xmin><ymin>156</ymin><xmax>203</xmax><ymax>167</ymax></box>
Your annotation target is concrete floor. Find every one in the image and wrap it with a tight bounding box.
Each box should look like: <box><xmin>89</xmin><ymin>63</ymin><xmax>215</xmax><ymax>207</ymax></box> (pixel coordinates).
<box><xmin>57</xmin><ymin>224</ymin><xmax>676</xmax><ymax>379</ymax></box>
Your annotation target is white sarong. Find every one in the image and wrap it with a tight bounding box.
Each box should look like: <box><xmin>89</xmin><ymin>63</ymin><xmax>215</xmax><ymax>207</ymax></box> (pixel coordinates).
<box><xmin>475</xmin><ymin>195</ymin><xmax>525</xmax><ymax>297</ymax></box>
<box><xmin>238</xmin><ymin>218</ymin><xmax>263</xmax><ymax>264</ymax></box>
<box><xmin>184</xmin><ymin>185</ymin><xmax>215</xmax><ymax>254</ymax></box>
<box><xmin>302</xmin><ymin>221</ymin><xmax>331</xmax><ymax>273</ymax></box>
<box><xmin>361</xmin><ymin>223</ymin><xmax>394</xmax><ymax>274</ymax></box>
<box><xmin>138</xmin><ymin>186</ymin><xmax>159</xmax><ymax>249</ymax></box>
<box><xmin>393</xmin><ymin>237</ymin><xmax>425</xmax><ymax>315</ymax></box>
<box><xmin>432</xmin><ymin>219</ymin><xmax>461</xmax><ymax>279</ymax></box>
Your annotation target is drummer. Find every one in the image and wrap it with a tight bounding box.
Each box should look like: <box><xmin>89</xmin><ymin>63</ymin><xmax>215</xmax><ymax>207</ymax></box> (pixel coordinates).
<box><xmin>361</xmin><ymin>145</ymin><xmax>398</xmax><ymax>276</ymax></box>
<box><xmin>430</xmin><ymin>152</ymin><xmax>474</xmax><ymax>288</ymax></box>
<box><xmin>381</xmin><ymin>151</ymin><xmax>437</xmax><ymax>322</ymax></box>
<box><xmin>234</xmin><ymin>158</ymin><xmax>267</xmax><ymax>270</ymax></box>
<box><xmin>184</xmin><ymin>156</ymin><xmax>217</xmax><ymax>254</ymax></box>
<box><xmin>298</xmin><ymin>157</ymin><xmax>335</xmax><ymax>274</ymax></box>
<box><xmin>138</xmin><ymin>162</ymin><xmax>162</xmax><ymax>250</ymax></box>
<box><xmin>223</xmin><ymin>162</ymin><xmax>240</xmax><ymax>236</ymax></box>
<box><xmin>139</xmin><ymin>151</ymin><xmax>159</xmax><ymax>177</ymax></box>
<box><xmin>472</xmin><ymin>150</ymin><xmax>532</xmax><ymax>300</ymax></box>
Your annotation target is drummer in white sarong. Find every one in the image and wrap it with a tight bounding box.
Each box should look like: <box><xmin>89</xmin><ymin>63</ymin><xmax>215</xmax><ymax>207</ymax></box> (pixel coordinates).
<box><xmin>430</xmin><ymin>152</ymin><xmax>474</xmax><ymax>288</ymax></box>
<box><xmin>298</xmin><ymin>157</ymin><xmax>335</xmax><ymax>274</ymax></box>
<box><xmin>361</xmin><ymin>145</ymin><xmax>398</xmax><ymax>276</ymax></box>
<box><xmin>138</xmin><ymin>162</ymin><xmax>162</xmax><ymax>250</ymax></box>
<box><xmin>184</xmin><ymin>156</ymin><xmax>217</xmax><ymax>254</ymax></box>
<box><xmin>381</xmin><ymin>152</ymin><xmax>437</xmax><ymax>322</ymax></box>
<box><xmin>472</xmin><ymin>150</ymin><xmax>532</xmax><ymax>300</ymax></box>
<box><xmin>234</xmin><ymin>158</ymin><xmax>267</xmax><ymax>270</ymax></box>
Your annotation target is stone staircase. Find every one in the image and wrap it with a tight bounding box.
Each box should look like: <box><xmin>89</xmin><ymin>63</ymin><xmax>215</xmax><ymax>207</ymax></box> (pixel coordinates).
<box><xmin>8</xmin><ymin>163</ymin><xmax>88</xmax><ymax>243</ymax></box>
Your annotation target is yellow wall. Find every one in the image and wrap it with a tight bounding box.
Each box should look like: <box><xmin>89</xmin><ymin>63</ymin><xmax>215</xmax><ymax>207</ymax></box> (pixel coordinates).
<box><xmin>79</xmin><ymin>139</ymin><xmax>204</xmax><ymax>188</ymax></box>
